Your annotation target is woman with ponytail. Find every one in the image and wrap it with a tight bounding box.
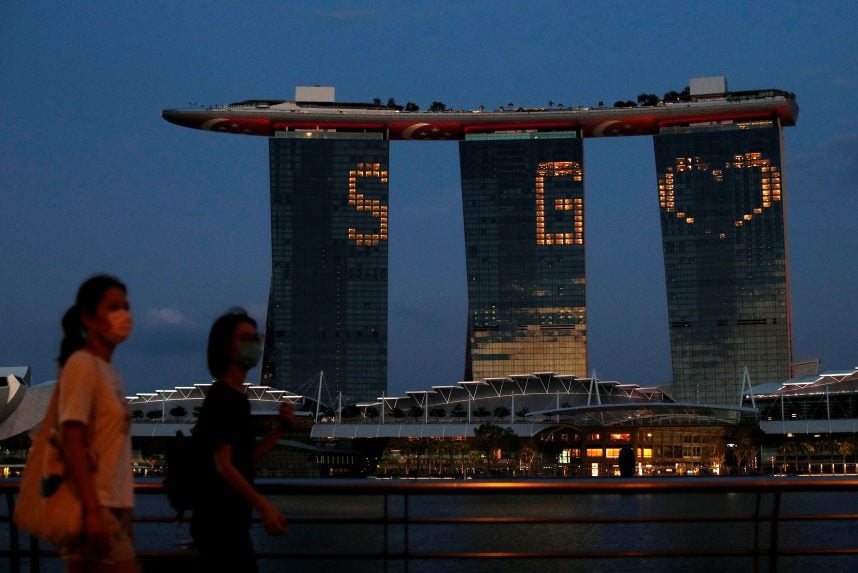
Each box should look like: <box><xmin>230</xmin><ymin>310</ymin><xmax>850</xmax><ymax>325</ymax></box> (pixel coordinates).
<box><xmin>56</xmin><ymin>274</ymin><xmax>138</xmax><ymax>572</ymax></box>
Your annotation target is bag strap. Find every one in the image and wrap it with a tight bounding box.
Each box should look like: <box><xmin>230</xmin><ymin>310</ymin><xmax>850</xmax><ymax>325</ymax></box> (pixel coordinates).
<box><xmin>29</xmin><ymin>381</ymin><xmax>61</xmax><ymax>446</ymax></box>
<box><xmin>50</xmin><ymin>352</ymin><xmax>96</xmax><ymax>469</ymax></box>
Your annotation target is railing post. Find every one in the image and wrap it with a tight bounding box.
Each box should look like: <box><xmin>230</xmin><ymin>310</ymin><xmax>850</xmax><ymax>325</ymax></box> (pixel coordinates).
<box><xmin>383</xmin><ymin>491</ymin><xmax>389</xmax><ymax>573</ymax></box>
<box><xmin>403</xmin><ymin>492</ymin><xmax>410</xmax><ymax>573</ymax></box>
<box><xmin>5</xmin><ymin>490</ymin><xmax>20</xmax><ymax>573</ymax></box>
<box><xmin>769</xmin><ymin>490</ymin><xmax>781</xmax><ymax>573</ymax></box>
<box><xmin>752</xmin><ymin>491</ymin><xmax>761</xmax><ymax>562</ymax></box>
<box><xmin>30</xmin><ymin>534</ymin><xmax>40</xmax><ymax>573</ymax></box>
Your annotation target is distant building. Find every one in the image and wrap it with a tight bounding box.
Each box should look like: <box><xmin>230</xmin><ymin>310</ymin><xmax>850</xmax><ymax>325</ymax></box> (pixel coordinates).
<box><xmin>460</xmin><ymin>133</ymin><xmax>587</xmax><ymax>380</ymax></box>
<box><xmin>163</xmin><ymin>78</ymin><xmax>799</xmax><ymax>406</ymax></box>
<box><xmin>264</xmin><ymin>132</ymin><xmax>389</xmax><ymax>404</ymax></box>
<box><xmin>655</xmin><ymin>119</ymin><xmax>791</xmax><ymax>404</ymax></box>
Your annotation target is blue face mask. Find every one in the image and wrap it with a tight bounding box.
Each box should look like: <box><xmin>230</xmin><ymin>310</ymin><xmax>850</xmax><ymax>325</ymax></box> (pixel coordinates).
<box><xmin>236</xmin><ymin>341</ymin><xmax>262</xmax><ymax>370</ymax></box>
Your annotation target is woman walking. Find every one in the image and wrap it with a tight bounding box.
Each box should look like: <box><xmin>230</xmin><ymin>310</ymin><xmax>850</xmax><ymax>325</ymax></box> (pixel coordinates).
<box><xmin>191</xmin><ymin>308</ymin><xmax>293</xmax><ymax>572</ymax></box>
<box><xmin>57</xmin><ymin>274</ymin><xmax>137</xmax><ymax>572</ymax></box>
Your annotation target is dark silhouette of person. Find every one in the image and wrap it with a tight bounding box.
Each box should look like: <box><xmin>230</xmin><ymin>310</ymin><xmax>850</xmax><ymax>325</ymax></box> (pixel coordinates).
<box><xmin>619</xmin><ymin>446</ymin><xmax>635</xmax><ymax>477</ymax></box>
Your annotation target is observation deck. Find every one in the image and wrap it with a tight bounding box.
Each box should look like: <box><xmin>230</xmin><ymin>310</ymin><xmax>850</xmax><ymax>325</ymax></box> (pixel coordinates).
<box><xmin>162</xmin><ymin>89</ymin><xmax>798</xmax><ymax>140</ymax></box>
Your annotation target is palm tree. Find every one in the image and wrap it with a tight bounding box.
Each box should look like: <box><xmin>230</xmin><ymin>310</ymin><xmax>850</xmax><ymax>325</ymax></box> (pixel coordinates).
<box><xmin>450</xmin><ymin>403</ymin><xmax>467</xmax><ymax>420</ymax></box>
<box><xmin>493</xmin><ymin>406</ymin><xmax>511</xmax><ymax>422</ymax></box>
<box><xmin>473</xmin><ymin>407</ymin><xmax>491</xmax><ymax>419</ymax></box>
<box><xmin>777</xmin><ymin>441</ymin><xmax>796</xmax><ymax>473</ymax></box>
<box><xmin>169</xmin><ymin>405</ymin><xmax>188</xmax><ymax>419</ymax></box>
<box><xmin>408</xmin><ymin>406</ymin><xmax>424</xmax><ymax>422</ymax></box>
<box><xmin>800</xmin><ymin>439</ymin><xmax>816</xmax><ymax>474</ymax></box>
<box><xmin>837</xmin><ymin>438</ymin><xmax>855</xmax><ymax>474</ymax></box>
<box><xmin>429</xmin><ymin>407</ymin><xmax>447</xmax><ymax>421</ymax></box>
<box><xmin>817</xmin><ymin>435</ymin><xmax>837</xmax><ymax>473</ymax></box>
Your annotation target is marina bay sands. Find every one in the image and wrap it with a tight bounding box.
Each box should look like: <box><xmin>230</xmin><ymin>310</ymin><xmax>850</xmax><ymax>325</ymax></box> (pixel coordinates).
<box><xmin>162</xmin><ymin>76</ymin><xmax>799</xmax><ymax>413</ymax></box>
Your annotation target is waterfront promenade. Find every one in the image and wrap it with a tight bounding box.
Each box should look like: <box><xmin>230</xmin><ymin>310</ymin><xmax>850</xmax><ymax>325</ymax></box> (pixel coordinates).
<box><xmin>3</xmin><ymin>477</ymin><xmax>858</xmax><ymax>572</ymax></box>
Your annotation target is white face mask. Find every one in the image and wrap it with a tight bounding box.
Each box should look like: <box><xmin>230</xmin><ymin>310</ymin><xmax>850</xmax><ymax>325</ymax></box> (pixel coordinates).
<box><xmin>106</xmin><ymin>309</ymin><xmax>133</xmax><ymax>343</ymax></box>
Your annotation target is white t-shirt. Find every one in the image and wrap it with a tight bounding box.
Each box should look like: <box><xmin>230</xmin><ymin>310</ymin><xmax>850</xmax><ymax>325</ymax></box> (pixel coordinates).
<box><xmin>57</xmin><ymin>350</ymin><xmax>134</xmax><ymax>509</ymax></box>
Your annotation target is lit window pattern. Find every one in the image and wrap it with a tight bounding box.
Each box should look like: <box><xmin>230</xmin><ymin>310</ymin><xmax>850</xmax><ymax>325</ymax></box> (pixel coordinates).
<box><xmin>659</xmin><ymin>152</ymin><xmax>782</xmax><ymax>229</ymax></box>
<box><xmin>348</xmin><ymin>162</ymin><xmax>389</xmax><ymax>246</ymax></box>
<box><xmin>535</xmin><ymin>161</ymin><xmax>584</xmax><ymax>245</ymax></box>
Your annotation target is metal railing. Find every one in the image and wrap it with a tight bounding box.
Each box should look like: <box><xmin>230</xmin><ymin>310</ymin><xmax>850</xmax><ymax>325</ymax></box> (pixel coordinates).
<box><xmin>3</xmin><ymin>477</ymin><xmax>858</xmax><ymax>572</ymax></box>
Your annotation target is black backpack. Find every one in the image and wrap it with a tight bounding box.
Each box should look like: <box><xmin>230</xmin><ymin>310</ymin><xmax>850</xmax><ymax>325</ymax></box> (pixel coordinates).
<box><xmin>163</xmin><ymin>430</ymin><xmax>201</xmax><ymax>521</ymax></box>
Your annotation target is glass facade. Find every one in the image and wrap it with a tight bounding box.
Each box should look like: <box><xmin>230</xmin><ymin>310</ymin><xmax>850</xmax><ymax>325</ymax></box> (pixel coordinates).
<box><xmin>265</xmin><ymin>132</ymin><xmax>388</xmax><ymax>403</ymax></box>
<box><xmin>654</xmin><ymin>121</ymin><xmax>792</xmax><ymax>405</ymax></box>
<box><xmin>459</xmin><ymin>133</ymin><xmax>587</xmax><ymax>380</ymax></box>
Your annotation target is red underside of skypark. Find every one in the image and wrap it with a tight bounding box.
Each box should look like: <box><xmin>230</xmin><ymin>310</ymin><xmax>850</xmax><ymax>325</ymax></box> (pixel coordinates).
<box><xmin>162</xmin><ymin>97</ymin><xmax>798</xmax><ymax>140</ymax></box>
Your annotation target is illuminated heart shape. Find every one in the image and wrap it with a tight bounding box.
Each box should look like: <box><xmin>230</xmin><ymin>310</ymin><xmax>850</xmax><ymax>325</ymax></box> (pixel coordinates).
<box><xmin>658</xmin><ymin>153</ymin><xmax>781</xmax><ymax>237</ymax></box>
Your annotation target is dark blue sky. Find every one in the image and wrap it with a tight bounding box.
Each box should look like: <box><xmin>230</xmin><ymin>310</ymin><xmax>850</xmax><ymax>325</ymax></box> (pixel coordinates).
<box><xmin>3</xmin><ymin>2</ymin><xmax>857</xmax><ymax>397</ymax></box>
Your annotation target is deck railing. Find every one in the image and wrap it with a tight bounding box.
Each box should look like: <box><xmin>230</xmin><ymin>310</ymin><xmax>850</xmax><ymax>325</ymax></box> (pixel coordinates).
<box><xmin>3</xmin><ymin>477</ymin><xmax>858</xmax><ymax>572</ymax></box>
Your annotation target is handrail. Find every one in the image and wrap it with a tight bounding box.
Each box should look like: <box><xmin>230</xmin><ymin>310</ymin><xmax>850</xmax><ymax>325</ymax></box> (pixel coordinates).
<box><xmin>4</xmin><ymin>477</ymin><xmax>858</xmax><ymax>572</ymax></box>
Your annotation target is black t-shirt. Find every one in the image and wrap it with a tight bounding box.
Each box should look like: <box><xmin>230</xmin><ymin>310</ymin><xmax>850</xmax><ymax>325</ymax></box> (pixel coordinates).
<box><xmin>191</xmin><ymin>380</ymin><xmax>256</xmax><ymax>534</ymax></box>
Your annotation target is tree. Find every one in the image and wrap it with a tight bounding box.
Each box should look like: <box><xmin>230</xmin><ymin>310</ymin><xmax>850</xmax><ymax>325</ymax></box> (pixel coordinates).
<box><xmin>408</xmin><ymin>406</ymin><xmax>424</xmax><ymax>421</ymax></box>
<box><xmin>515</xmin><ymin>407</ymin><xmax>530</xmax><ymax>420</ymax></box>
<box><xmin>372</xmin><ymin>98</ymin><xmax>382</xmax><ymax>107</ymax></box>
<box><xmin>472</xmin><ymin>406</ymin><xmax>491</xmax><ymax>419</ymax></box>
<box><xmin>778</xmin><ymin>440</ymin><xmax>798</xmax><ymax>473</ymax></box>
<box><xmin>365</xmin><ymin>407</ymin><xmax>379</xmax><ymax>420</ymax></box>
<box><xmin>404</xmin><ymin>101</ymin><xmax>419</xmax><ymax>112</ymax></box>
<box><xmin>727</xmin><ymin>425</ymin><xmax>763</xmax><ymax>474</ymax></box>
<box><xmin>613</xmin><ymin>100</ymin><xmax>628</xmax><ymax>108</ymax></box>
<box><xmin>428</xmin><ymin>101</ymin><xmax>447</xmax><ymax>112</ymax></box>
<box><xmin>169</xmin><ymin>406</ymin><xmax>187</xmax><ymax>419</ymax></box>
<box><xmin>493</xmin><ymin>406</ymin><xmax>511</xmax><ymax>421</ymax></box>
<box><xmin>473</xmin><ymin>423</ymin><xmax>518</xmax><ymax>473</ymax></box>
<box><xmin>637</xmin><ymin>93</ymin><xmax>659</xmax><ymax>107</ymax></box>
<box><xmin>429</xmin><ymin>408</ymin><xmax>447</xmax><ymax>420</ymax></box>
<box><xmin>450</xmin><ymin>403</ymin><xmax>467</xmax><ymax>419</ymax></box>
<box><xmin>663</xmin><ymin>90</ymin><xmax>682</xmax><ymax>103</ymax></box>
<box><xmin>836</xmin><ymin>438</ymin><xmax>855</xmax><ymax>474</ymax></box>
<box><xmin>517</xmin><ymin>440</ymin><xmax>538</xmax><ymax>476</ymax></box>
<box><xmin>800</xmin><ymin>438</ymin><xmax>817</xmax><ymax>473</ymax></box>
<box><xmin>132</xmin><ymin>409</ymin><xmax>144</xmax><ymax>420</ymax></box>
<box><xmin>386</xmin><ymin>97</ymin><xmax>401</xmax><ymax>110</ymax></box>
<box><xmin>390</xmin><ymin>407</ymin><xmax>405</xmax><ymax>419</ymax></box>
<box><xmin>146</xmin><ymin>410</ymin><xmax>162</xmax><ymax>422</ymax></box>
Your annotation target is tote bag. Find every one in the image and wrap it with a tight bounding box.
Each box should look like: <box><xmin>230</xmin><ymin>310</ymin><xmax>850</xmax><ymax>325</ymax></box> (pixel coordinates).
<box><xmin>13</xmin><ymin>382</ymin><xmax>84</xmax><ymax>547</ymax></box>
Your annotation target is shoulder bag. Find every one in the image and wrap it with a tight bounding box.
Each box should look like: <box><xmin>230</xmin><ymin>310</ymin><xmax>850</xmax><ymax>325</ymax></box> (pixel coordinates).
<box><xmin>13</xmin><ymin>380</ymin><xmax>85</xmax><ymax>547</ymax></box>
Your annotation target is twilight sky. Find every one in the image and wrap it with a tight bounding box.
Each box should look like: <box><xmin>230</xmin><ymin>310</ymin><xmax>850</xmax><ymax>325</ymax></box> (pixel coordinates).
<box><xmin>2</xmin><ymin>1</ymin><xmax>857</xmax><ymax>398</ymax></box>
